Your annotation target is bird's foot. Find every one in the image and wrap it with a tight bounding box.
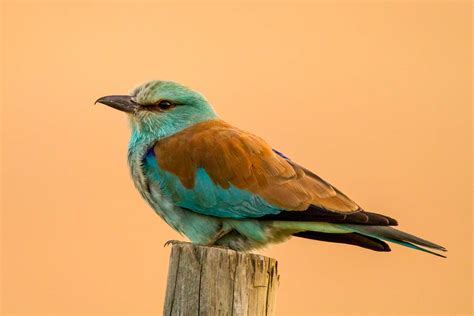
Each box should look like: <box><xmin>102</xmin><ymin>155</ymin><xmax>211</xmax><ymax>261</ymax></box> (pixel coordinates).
<box><xmin>163</xmin><ymin>239</ymin><xmax>233</xmax><ymax>250</ymax></box>
<box><xmin>163</xmin><ymin>239</ymin><xmax>186</xmax><ymax>247</ymax></box>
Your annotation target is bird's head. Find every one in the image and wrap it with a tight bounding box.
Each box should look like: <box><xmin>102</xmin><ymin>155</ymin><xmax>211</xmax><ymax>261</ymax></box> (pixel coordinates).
<box><xmin>96</xmin><ymin>80</ymin><xmax>217</xmax><ymax>138</ymax></box>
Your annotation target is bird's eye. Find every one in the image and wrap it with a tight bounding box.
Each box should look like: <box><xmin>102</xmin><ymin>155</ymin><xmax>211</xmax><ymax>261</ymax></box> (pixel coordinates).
<box><xmin>156</xmin><ymin>100</ymin><xmax>174</xmax><ymax>110</ymax></box>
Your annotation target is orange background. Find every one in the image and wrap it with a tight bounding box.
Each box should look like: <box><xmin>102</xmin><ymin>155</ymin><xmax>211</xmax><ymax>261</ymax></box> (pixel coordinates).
<box><xmin>1</xmin><ymin>1</ymin><xmax>472</xmax><ymax>315</ymax></box>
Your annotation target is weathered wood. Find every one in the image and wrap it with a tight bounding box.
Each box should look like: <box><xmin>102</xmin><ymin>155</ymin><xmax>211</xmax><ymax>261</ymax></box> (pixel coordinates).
<box><xmin>163</xmin><ymin>242</ymin><xmax>279</xmax><ymax>316</ymax></box>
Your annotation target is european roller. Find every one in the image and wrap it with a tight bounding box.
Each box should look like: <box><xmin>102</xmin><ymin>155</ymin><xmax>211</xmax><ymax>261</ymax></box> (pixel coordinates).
<box><xmin>96</xmin><ymin>80</ymin><xmax>446</xmax><ymax>257</ymax></box>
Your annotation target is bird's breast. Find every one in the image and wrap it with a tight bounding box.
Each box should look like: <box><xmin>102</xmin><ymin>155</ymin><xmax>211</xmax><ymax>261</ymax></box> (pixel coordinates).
<box><xmin>128</xmin><ymin>144</ymin><xmax>183</xmax><ymax>230</ymax></box>
<box><xmin>127</xmin><ymin>143</ymin><xmax>223</xmax><ymax>242</ymax></box>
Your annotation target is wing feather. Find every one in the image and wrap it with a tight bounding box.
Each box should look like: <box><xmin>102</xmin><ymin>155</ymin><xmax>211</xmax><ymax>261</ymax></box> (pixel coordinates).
<box><xmin>154</xmin><ymin>119</ymin><xmax>360</xmax><ymax>216</ymax></box>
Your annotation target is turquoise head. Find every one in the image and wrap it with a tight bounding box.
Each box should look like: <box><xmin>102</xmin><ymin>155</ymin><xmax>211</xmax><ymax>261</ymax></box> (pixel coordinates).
<box><xmin>96</xmin><ymin>80</ymin><xmax>218</xmax><ymax>142</ymax></box>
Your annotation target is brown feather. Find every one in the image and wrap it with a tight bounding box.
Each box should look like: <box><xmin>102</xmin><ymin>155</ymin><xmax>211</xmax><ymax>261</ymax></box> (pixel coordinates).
<box><xmin>154</xmin><ymin>119</ymin><xmax>360</xmax><ymax>213</ymax></box>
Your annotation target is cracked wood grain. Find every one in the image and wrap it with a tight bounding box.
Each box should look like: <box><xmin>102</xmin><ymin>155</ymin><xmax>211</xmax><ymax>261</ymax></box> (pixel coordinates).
<box><xmin>163</xmin><ymin>242</ymin><xmax>279</xmax><ymax>316</ymax></box>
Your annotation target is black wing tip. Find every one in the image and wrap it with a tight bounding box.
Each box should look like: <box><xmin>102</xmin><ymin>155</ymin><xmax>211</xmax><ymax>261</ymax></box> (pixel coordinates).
<box><xmin>261</xmin><ymin>205</ymin><xmax>398</xmax><ymax>226</ymax></box>
<box><xmin>294</xmin><ymin>231</ymin><xmax>392</xmax><ymax>252</ymax></box>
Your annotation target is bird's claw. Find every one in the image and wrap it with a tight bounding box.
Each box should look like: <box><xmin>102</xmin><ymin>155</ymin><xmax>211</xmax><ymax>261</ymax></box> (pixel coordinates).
<box><xmin>164</xmin><ymin>239</ymin><xmax>184</xmax><ymax>247</ymax></box>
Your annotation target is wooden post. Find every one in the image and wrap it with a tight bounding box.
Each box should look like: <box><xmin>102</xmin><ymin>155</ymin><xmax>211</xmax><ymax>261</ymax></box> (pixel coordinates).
<box><xmin>163</xmin><ymin>242</ymin><xmax>279</xmax><ymax>316</ymax></box>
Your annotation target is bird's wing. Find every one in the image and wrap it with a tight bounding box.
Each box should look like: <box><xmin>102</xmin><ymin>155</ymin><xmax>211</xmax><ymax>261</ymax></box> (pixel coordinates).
<box><xmin>147</xmin><ymin>119</ymin><xmax>393</xmax><ymax>223</ymax></box>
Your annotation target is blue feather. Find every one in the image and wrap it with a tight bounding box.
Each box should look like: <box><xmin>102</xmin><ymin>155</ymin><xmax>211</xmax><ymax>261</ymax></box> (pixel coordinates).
<box><xmin>143</xmin><ymin>149</ymin><xmax>282</xmax><ymax>219</ymax></box>
<box><xmin>272</xmin><ymin>148</ymin><xmax>290</xmax><ymax>159</ymax></box>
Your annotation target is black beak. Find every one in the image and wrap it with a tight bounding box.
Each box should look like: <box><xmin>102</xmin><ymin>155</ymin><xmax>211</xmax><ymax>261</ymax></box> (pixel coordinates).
<box><xmin>95</xmin><ymin>95</ymin><xmax>138</xmax><ymax>113</ymax></box>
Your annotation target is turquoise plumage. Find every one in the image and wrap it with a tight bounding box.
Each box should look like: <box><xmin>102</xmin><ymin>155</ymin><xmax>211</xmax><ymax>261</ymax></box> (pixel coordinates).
<box><xmin>96</xmin><ymin>80</ymin><xmax>447</xmax><ymax>257</ymax></box>
<box><xmin>143</xmin><ymin>149</ymin><xmax>281</xmax><ymax>218</ymax></box>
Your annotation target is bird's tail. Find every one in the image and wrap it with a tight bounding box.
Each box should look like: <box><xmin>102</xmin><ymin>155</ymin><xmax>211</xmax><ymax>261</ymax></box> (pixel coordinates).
<box><xmin>283</xmin><ymin>221</ymin><xmax>447</xmax><ymax>257</ymax></box>
<box><xmin>343</xmin><ymin>224</ymin><xmax>447</xmax><ymax>258</ymax></box>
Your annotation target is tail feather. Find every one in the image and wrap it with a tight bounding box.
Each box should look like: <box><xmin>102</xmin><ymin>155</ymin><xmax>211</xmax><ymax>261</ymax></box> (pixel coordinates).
<box><xmin>345</xmin><ymin>224</ymin><xmax>447</xmax><ymax>257</ymax></box>
<box><xmin>379</xmin><ymin>237</ymin><xmax>446</xmax><ymax>258</ymax></box>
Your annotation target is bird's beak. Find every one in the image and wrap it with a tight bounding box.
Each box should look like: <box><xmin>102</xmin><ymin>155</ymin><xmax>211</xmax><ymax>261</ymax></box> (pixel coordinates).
<box><xmin>95</xmin><ymin>95</ymin><xmax>138</xmax><ymax>113</ymax></box>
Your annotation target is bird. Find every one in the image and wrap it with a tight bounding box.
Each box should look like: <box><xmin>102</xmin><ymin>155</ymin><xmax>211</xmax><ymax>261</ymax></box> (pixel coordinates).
<box><xmin>96</xmin><ymin>80</ymin><xmax>446</xmax><ymax>257</ymax></box>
